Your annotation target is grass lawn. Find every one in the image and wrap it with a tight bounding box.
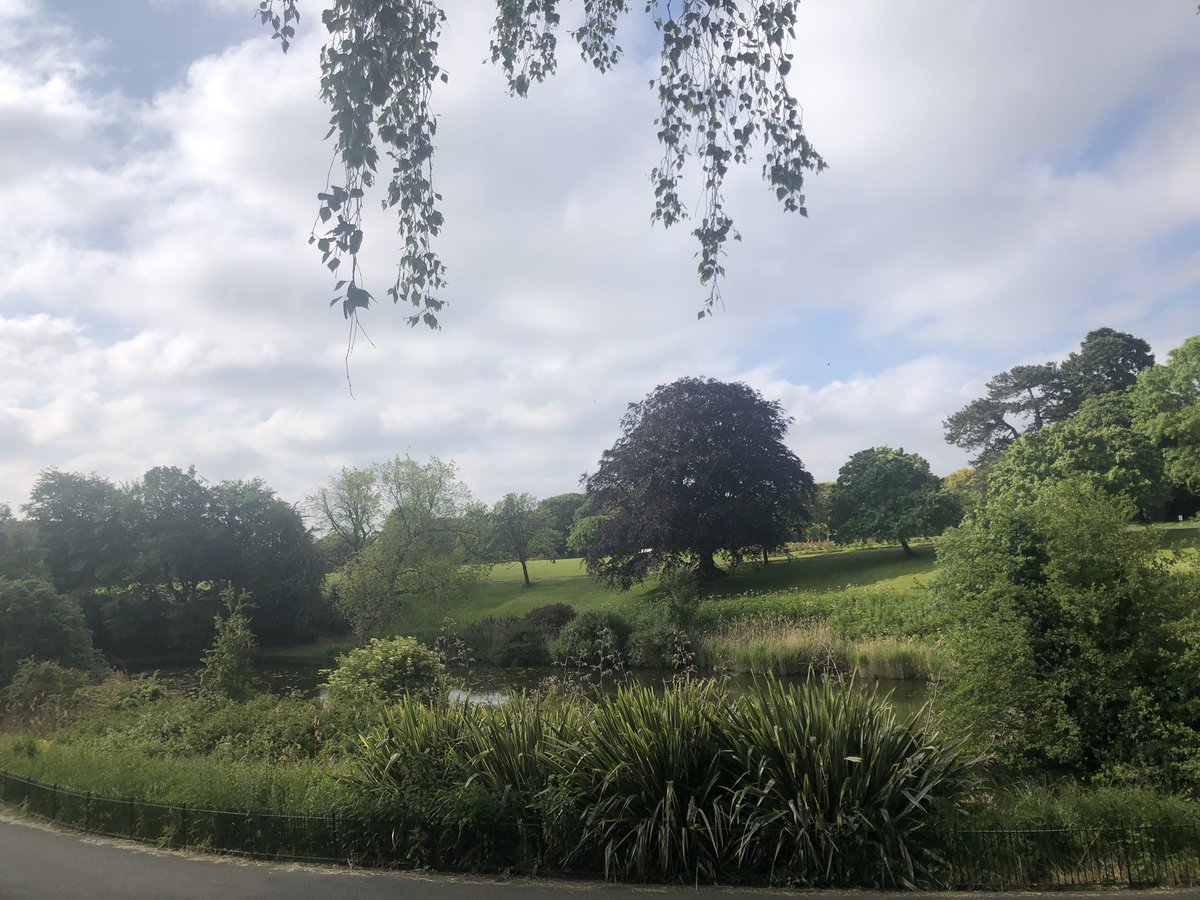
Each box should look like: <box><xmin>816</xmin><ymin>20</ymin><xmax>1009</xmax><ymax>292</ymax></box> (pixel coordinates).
<box><xmin>441</xmin><ymin>544</ymin><xmax>937</xmax><ymax>626</ymax></box>
<box><xmin>302</xmin><ymin>544</ymin><xmax>941</xmax><ymax>647</ymax></box>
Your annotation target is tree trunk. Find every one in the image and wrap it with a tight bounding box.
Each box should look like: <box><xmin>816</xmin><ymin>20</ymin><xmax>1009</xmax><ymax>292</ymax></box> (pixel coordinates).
<box><xmin>520</xmin><ymin>558</ymin><xmax>531</xmax><ymax>586</ymax></box>
<box><xmin>762</xmin><ymin>547</ymin><xmax>769</xmax><ymax>566</ymax></box>
<box><xmin>899</xmin><ymin>536</ymin><xmax>913</xmax><ymax>556</ymax></box>
<box><xmin>698</xmin><ymin>549</ymin><xmax>725</xmax><ymax>580</ymax></box>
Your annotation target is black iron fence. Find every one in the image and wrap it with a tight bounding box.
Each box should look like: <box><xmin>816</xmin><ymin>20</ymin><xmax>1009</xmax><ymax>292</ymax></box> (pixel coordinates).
<box><xmin>2</xmin><ymin>768</ymin><xmax>1198</xmax><ymax>888</ymax></box>
<box><xmin>934</xmin><ymin>822</ymin><xmax>1200</xmax><ymax>889</ymax></box>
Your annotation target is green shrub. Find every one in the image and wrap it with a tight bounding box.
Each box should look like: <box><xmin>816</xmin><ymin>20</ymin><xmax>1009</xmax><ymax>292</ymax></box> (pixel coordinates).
<box><xmin>87</xmin><ymin>672</ymin><xmax>171</xmax><ymax>710</ymax></box>
<box><xmin>522</xmin><ymin>603</ymin><xmax>576</xmax><ymax>635</ymax></box>
<box><xmin>0</xmin><ymin>577</ymin><xmax>104</xmax><ymax>686</ymax></box>
<box><xmin>198</xmin><ymin>595</ymin><xmax>257</xmax><ymax>702</ymax></box>
<box><xmin>565</xmin><ymin>679</ymin><xmax>731</xmax><ymax>880</ymax></box>
<box><xmin>492</xmin><ymin>621</ymin><xmax>551</xmax><ymax>666</ymax></box>
<box><xmin>1</xmin><ymin>659</ymin><xmax>91</xmax><ymax>728</ymax></box>
<box><xmin>324</xmin><ymin>636</ymin><xmax>444</xmax><ymax>705</ymax></box>
<box><xmin>627</xmin><ymin>611</ymin><xmax>682</xmax><ymax>668</ymax></box>
<box><xmin>935</xmin><ymin>480</ymin><xmax>1200</xmax><ymax>784</ymax></box>
<box><xmin>550</xmin><ymin>610</ymin><xmax>632</xmax><ymax>676</ymax></box>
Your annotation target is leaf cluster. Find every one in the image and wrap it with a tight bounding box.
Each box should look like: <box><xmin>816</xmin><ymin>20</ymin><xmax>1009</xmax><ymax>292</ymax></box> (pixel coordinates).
<box><xmin>261</xmin><ymin>1</ymin><xmax>825</xmax><ymax>325</ymax></box>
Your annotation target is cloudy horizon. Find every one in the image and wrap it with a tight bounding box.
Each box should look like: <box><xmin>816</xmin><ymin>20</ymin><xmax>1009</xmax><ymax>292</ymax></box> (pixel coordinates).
<box><xmin>2</xmin><ymin>0</ymin><xmax>1198</xmax><ymax>511</ymax></box>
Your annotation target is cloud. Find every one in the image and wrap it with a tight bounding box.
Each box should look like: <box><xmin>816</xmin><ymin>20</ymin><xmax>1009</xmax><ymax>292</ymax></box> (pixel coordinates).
<box><xmin>0</xmin><ymin>0</ymin><xmax>1198</xmax><ymax>512</ymax></box>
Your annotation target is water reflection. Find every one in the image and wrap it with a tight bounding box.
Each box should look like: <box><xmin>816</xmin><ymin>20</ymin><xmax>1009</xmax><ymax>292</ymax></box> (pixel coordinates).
<box><xmin>447</xmin><ymin>667</ymin><xmax>930</xmax><ymax>716</ymax></box>
<box><xmin>139</xmin><ymin>661</ymin><xmax>931</xmax><ymax>717</ymax></box>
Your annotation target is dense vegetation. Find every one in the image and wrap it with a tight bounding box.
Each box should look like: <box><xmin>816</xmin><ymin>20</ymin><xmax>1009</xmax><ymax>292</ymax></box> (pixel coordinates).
<box><xmin>2</xmin><ymin>331</ymin><xmax>1200</xmax><ymax>885</ymax></box>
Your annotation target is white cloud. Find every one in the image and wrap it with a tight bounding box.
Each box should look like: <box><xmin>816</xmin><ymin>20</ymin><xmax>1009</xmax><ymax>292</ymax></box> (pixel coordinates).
<box><xmin>0</xmin><ymin>0</ymin><xmax>1198</xmax><ymax>511</ymax></box>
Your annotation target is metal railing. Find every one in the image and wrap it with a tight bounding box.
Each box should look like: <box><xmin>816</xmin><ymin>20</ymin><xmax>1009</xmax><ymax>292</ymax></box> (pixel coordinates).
<box><xmin>2</xmin><ymin>768</ymin><xmax>1198</xmax><ymax>887</ymax></box>
<box><xmin>933</xmin><ymin>822</ymin><xmax>1200</xmax><ymax>888</ymax></box>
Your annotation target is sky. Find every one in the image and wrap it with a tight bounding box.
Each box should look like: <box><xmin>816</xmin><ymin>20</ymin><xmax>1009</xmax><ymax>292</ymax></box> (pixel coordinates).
<box><xmin>2</xmin><ymin>0</ymin><xmax>1199</xmax><ymax>511</ymax></box>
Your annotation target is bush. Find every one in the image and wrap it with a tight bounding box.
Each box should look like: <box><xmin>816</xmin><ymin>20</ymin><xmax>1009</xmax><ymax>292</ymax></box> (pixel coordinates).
<box><xmin>491</xmin><ymin>622</ymin><xmax>551</xmax><ymax>666</ymax></box>
<box><xmin>198</xmin><ymin>596</ymin><xmax>257</xmax><ymax>702</ymax></box>
<box><xmin>0</xmin><ymin>577</ymin><xmax>103</xmax><ymax>686</ymax></box>
<box><xmin>721</xmin><ymin>676</ymin><xmax>975</xmax><ymax>886</ymax></box>
<box><xmin>522</xmin><ymin>603</ymin><xmax>576</xmax><ymax>636</ymax></box>
<box><xmin>323</xmin><ymin>636</ymin><xmax>444</xmax><ymax>706</ymax></box>
<box><xmin>627</xmin><ymin>612</ymin><xmax>684</xmax><ymax>669</ymax></box>
<box><xmin>935</xmin><ymin>479</ymin><xmax>1200</xmax><ymax>784</ymax></box>
<box><xmin>1</xmin><ymin>659</ymin><xmax>90</xmax><ymax>728</ymax></box>
<box><xmin>346</xmin><ymin>677</ymin><xmax>973</xmax><ymax>882</ymax></box>
<box><xmin>549</xmin><ymin>610</ymin><xmax>632</xmax><ymax>676</ymax></box>
<box><xmin>563</xmin><ymin>679</ymin><xmax>730</xmax><ymax>880</ymax></box>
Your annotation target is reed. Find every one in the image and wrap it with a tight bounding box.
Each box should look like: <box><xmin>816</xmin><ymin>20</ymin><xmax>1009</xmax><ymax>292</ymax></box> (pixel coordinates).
<box><xmin>696</xmin><ymin>617</ymin><xmax>945</xmax><ymax>681</ymax></box>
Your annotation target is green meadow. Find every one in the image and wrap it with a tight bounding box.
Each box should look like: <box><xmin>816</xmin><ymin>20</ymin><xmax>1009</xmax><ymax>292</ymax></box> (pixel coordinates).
<box><xmin>442</xmin><ymin>543</ymin><xmax>936</xmax><ymax>626</ymax></box>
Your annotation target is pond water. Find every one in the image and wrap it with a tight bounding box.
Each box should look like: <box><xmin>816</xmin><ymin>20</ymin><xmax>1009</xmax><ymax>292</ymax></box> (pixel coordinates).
<box><xmin>447</xmin><ymin>667</ymin><xmax>931</xmax><ymax>717</ymax></box>
<box><xmin>140</xmin><ymin>661</ymin><xmax>931</xmax><ymax>717</ymax></box>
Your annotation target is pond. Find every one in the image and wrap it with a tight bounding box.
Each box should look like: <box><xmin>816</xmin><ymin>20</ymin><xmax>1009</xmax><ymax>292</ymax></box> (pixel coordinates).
<box><xmin>140</xmin><ymin>661</ymin><xmax>931</xmax><ymax>717</ymax></box>
<box><xmin>446</xmin><ymin>667</ymin><xmax>932</xmax><ymax>717</ymax></box>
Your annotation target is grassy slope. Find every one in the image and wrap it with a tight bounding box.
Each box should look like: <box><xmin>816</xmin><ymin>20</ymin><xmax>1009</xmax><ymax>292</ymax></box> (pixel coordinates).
<box><xmin>445</xmin><ymin>546</ymin><xmax>937</xmax><ymax>626</ymax></box>
<box><xmin>264</xmin><ymin>546</ymin><xmax>938</xmax><ymax>659</ymax></box>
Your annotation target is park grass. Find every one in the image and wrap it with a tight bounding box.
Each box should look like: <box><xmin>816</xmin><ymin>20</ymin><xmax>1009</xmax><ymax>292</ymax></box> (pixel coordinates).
<box><xmin>0</xmin><ymin>736</ymin><xmax>347</xmax><ymax>813</ymax></box>
<box><xmin>453</xmin><ymin>544</ymin><xmax>937</xmax><ymax>626</ymax></box>
<box><xmin>293</xmin><ymin>544</ymin><xmax>941</xmax><ymax>658</ymax></box>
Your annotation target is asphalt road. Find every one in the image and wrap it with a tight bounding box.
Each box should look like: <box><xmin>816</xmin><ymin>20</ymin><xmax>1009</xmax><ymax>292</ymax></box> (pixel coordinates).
<box><xmin>0</xmin><ymin>814</ymin><xmax>1190</xmax><ymax>900</ymax></box>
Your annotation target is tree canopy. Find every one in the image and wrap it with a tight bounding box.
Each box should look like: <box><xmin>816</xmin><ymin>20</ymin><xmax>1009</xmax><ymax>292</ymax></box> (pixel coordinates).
<box><xmin>22</xmin><ymin>466</ymin><xmax>324</xmax><ymax>651</ymax></box>
<box><xmin>1132</xmin><ymin>335</ymin><xmax>1200</xmax><ymax>494</ymax></box>
<box><xmin>829</xmin><ymin>447</ymin><xmax>961</xmax><ymax>554</ymax></box>
<box><xmin>489</xmin><ymin>492</ymin><xmax>556</xmax><ymax>586</ymax></box>
<box><xmin>944</xmin><ymin>328</ymin><xmax>1154</xmax><ymax>464</ymax></box>
<box><xmin>256</xmin><ymin>0</ymin><xmax>823</xmax><ymax>326</ymax></box>
<box><xmin>934</xmin><ymin>480</ymin><xmax>1200</xmax><ymax>783</ymax></box>
<box><xmin>582</xmin><ymin>376</ymin><xmax>814</xmax><ymax>586</ymax></box>
<box><xmin>987</xmin><ymin>393</ymin><xmax>1167</xmax><ymax>516</ymax></box>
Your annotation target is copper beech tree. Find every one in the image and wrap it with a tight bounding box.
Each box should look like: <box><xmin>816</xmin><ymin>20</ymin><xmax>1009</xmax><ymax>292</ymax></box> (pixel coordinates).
<box><xmin>582</xmin><ymin>377</ymin><xmax>814</xmax><ymax>587</ymax></box>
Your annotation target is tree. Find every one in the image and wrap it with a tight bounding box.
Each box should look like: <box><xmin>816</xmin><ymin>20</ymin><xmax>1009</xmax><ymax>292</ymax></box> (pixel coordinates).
<box><xmin>210</xmin><ymin>479</ymin><xmax>325</xmax><ymax>645</ymax></box>
<box><xmin>0</xmin><ymin>513</ymin><xmax>45</xmax><ymax>582</ymax></box>
<box><xmin>0</xmin><ymin>577</ymin><xmax>103</xmax><ymax>686</ymax></box>
<box><xmin>944</xmin><ymin>328</ymin><xmax>1156</xmax><ymax>464</ymax></box>
<box><xmin>305</xmin><ymin>465</ymin><xmax>382</xmax><ymax>554</ymax></box>
<box><xmin>943</xmin><ymin>364</ymin><xmax>1065</xmax><ymax>464</ymax></box>
<box><xmin>490</xmin><ymin>492</ymin><xmax>556</xmax><ymax>586</ymax></box>
<box><xmin>829</xmin><ymin>447</ymin><xmax>961</xmax><ymax>555</ymax></box>
<box><xmin>536</xmin><ymin>492</ymin><xmax>587</xmax><ymax>558</ymax></box>
<box><xmin>198</xmin><ymin>593</ymin><xmax>257</xmax><ymax>702</ymax></box>
<box><xmin>933</xmin><ymin>480</ymin><xmax>1200</xmax><ymax>783</ymax></box>
<box><xmin>256</xmin><ymin>0</ymin><xmax>824</xmax><ymax>326</ymax></box>
<box><xmin>130</xmin><ymin>466</ymin><xmax>221</xmax><ymax>602</ymax></box>
<box><xmin>335</xmin><ymin>505</ymin><xmax>484</xmax><ymax>639</ymax></box>
<box><xmin>987</xmin><ymin>393</ymin><xmax>1167</xmax><ymax>516</ymax></box>
<box><xmin>375</xmin><ymin>454</ymin><xmax>472</xmax><ymax>541</ymax></box>
<box><xmin>941</xmin><ymin>467</ymin><xmax>985</xmax><ymax>518</ymax></box>
<box><xmin>23</xmin><ymin>470</ymin><xmax>139</xmax><ymax>593</ymax></box>
<box><xmin>582</xmin><ymin>377</ymin><xmax>814</xmax><ymax>587</ymax></box>
<box><xmin>1059</xmin><ymin>327</ymin><xmax>1154</xmax><ymax>414</ymax></box>
<box><xmin>1132</xmin><ymin>335</ymin><xmax>1200</xmax><ymax>494</ymax></box>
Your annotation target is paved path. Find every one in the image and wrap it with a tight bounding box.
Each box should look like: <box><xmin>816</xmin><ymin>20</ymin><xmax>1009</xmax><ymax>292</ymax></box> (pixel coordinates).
<box><xmin>0</xmin><ymin>814</ymin><xmax>1188</xmax><ymax>899</ymax></box>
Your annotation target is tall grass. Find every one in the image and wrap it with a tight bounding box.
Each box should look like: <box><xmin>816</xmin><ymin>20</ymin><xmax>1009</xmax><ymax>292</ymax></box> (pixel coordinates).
<box><xmin>693</xmin><ymin>584</ymin><xmax>950</xmax><ymax>638</ymax></box>
<box><xmin>696</xmin><ymin>617</ymin><xmax>947</xmax><ymax>681</ymax></box>
<box><xmin>723</xmin><ymin>676</ymin><xmax>975</xmax><ymax>886</ymax></box>
<box><xmin>343</xmin><ymin>677</ymin><xmax>973</xmax><ymax>883</ymax></box>
<box><xmin>562</xmin><ymin>680</ymin><xmax>731</xmax><ymax>880</ymax></box>
<box><xmin>0</xmin><ymin>737</ymin><xmax>347</xmax><ymax>813</ymax></box>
